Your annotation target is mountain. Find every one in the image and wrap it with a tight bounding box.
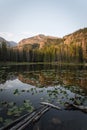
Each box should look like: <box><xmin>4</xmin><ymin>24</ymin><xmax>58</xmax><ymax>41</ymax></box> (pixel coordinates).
<box><xmin>0</xmin><ymin>27</ymin><xmax>87</xmax><ymax>62</ymax></box>
<box><xmin>0</xmin><ymin>37</ymin><xmax>9</xmax><ymax>47</ymax></box>
<box><xmin>8</xmin><ymin>41</ymin><xmax>17</xmax><ymax>47</ymax></box>
<box><xmin>63</xmin><ymin>28</ymin><xmax>87</xmax><ymax>46</ymax></box>
<box><xmin>0</xmin><ymin>37</ymin><xmax>17</xmax><ymax>47</ymax></box>
<box><xmin>0</xmin><ymin>28</ymin><xmax>87</xmax><ymax>49</ymax></box>
<box><xmin>18</xmin><ymin>28</ymin><xmax>87</xmax><ymax>50</ymax></box>
<box><xmin>18</xmin><ymin>34</ymin><xmax>63</xmax><ymax>50</ymax></box>
<box><xmin>16</xmin><ymin>28</ymin><xmax>87</xmax><ymax>61</ymax></box>
<box><xmin>63</xmin><ymin>28</ymin><xmax>87</xmax><ymax>60</ymax></box>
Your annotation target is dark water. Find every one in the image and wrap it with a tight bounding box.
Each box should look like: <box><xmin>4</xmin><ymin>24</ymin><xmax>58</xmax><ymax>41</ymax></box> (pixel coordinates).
<box><xmin>0</xmin><ymin>64</ymin><xmax>87</xmax><ymax>130</ymax></box>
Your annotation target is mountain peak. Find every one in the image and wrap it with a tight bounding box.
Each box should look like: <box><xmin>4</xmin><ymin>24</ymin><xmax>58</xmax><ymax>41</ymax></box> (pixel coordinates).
<box><xmin>37</xmin><ymin>34</ymin><xmax>45</xmax><ymax>37</ymax></box>
<box><xmin>18</xmin><ymin>34</ymin><xmax>62</xmax><ymax>49</ymax></box>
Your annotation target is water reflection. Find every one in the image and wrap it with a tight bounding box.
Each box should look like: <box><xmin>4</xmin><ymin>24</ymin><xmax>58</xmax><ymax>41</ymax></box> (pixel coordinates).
<box><xmin>0</xmin><ymin>64</ymin><xmax>87</xmax><ymax>130</ymax></box>
<box><xmin>0</xmin><ymin>64</ymin><xmax>87</xmax><ymax>91</ymax></box>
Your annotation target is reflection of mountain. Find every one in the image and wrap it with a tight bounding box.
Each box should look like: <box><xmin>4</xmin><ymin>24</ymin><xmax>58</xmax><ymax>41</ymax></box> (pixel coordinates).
<box><xmin>18</xmin><ymin>71</ymin><xmax>87</xmax><ymax>91</ymax></box>
<box><xmin>0</xmin><ymin>67</ymin><xmax>17</xmax><ymax>84</ymax></box>
<box><xmin>63</xmin><ymin>76</ymin><xmax>87</xmax><ymax>89</ymax></box>
<box><xmin>59</xmin><ymin>71</ymin><xmax>87</xmax><ymax>91</ymax></box>
<box><xmin>0</xmin><ymin>73</ymin><xmax>17</xmax><ymax>84</ymax></box>
<box><xmin>18</xmin><ymin>73</ymin><xmax>57</xmax><ymax>87</ymax></box>
<box><xmin>0</xmin><ymin>65</ymin><xmax>87</xmax><ymax>92</ymax></box>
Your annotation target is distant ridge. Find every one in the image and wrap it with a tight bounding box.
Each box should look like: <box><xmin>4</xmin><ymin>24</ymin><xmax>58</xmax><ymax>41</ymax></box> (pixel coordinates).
<box><xmin>0</xmin><ymin>37</ymin><xmax>17</xmax><ymax>47</ymax></box>
<box><xmin>0</xmin><ymin>27</ymin><xmax>87</xmax><ymax>50</ymax></box>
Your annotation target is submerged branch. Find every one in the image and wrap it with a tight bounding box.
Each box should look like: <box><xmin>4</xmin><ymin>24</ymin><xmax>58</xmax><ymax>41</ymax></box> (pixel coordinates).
<box><xmin>73</xmin><ymin>104</ymin><xmax>87</xmax><ymax>113</ymax></box>
<box><xmin>65</xmin><ymin>102</ymin><xmax>87</xmax><ymax>113</ymax></box>
<box><xmin>1</xmin><ymin>112</ymin><xmax>33</xmax><ymax>130</ymax></box>
<box><xmin>40</xmin><ymin>102</ymin><xmax>61</xmax><ymax>110</ymax></box>
<box><xmin>18</xmin><ymin>106</ymin><xmax>50</xmax><ymax>130</ymax></box>
<box><xmin>1</xmin><ymin>102</ymin><xmax>87</xmax><ymax>130</ymax></box>
<box><xmin>0</xmin><ymin>105</ymin><xmax>49</xmax><ymax>130</ymax></box>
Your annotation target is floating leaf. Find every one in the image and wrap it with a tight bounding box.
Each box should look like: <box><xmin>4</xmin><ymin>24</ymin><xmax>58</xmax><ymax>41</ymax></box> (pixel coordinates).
<box><xmin>4</xmin><ymin>119</ymin><xmax>13</xmax><ymax>125</ymax></box>
<box><xmin>0</xmin><ymin>117</ymin><xmax>3</xmax><ymax>122</ymax></box>
<box><xmin>7</xmin><ymin>106</ymin><xmax>22</xmax><ymax>116</ymax></box>
<box><xmin>21</xmin><ymin>90</ymin><xmax>26</xmax><ymax>92</ymax></box>
<box><xmin>23</xmin><ymin>100</ymin><xmax>34</xmax><ymax>112</ymax></box>
<box><xmin>8</xmin><ymin>102</ymin><xmax>16</xmax><ymax>107</ymax></box>
<box><xmin>0</xmin><ymin>89</ymin><xmax>3</xmax><ymax>92</ymax></box>
<box><xmin>13</xmin><ymin>89</ymin><xmax>20</xmax><ymax>95</ymax></box>
<box><xmin>27</xmin><ymin>90</ymin><xmax>30</xmax><ymax>92</ymax></box>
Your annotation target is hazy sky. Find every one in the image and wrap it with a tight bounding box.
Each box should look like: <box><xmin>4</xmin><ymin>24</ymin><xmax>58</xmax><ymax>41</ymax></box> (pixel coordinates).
<box><xmin>0</xmin><ymin>0</ymin><xmax>87</xmax><ymax>42</ymax></box>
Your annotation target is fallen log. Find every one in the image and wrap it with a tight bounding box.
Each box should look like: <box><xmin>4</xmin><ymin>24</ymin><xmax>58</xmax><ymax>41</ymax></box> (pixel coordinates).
<box><xmin>18</xmin><ymin>106</ymin><xmax>50</xmax><ymax>130</ymax></box>
<box><xmin>9</xmin><ymin>106</ymin><xmax>49</xmax><ymax>130</ymax></box>
<box><xmin>73</xmin><ymin>104</ymin><xmax>87</xmax><ymax>113</ymax></box>
<box><xmin>1</xmin><ymin>106</ymin><xmax>44</xmax><ymax>130</ymax></box>
<box><xmin>65</xmin><ymin>102</ymin><xmax>87</xmax><ymax>113</ymax></box>
<box><xmin>32</xmin><ymin>106</ymin><xmax>51</xmax><ymax>122</ymax></box>
<box><xmin>1</xmin><ymin>102</ymin><xmax>60</xmax><ymax>130</ymax></box>
<box><xmin>1</xmin><ymin>112</ymin><xmax>35</xmax><ymax>130</ymax></box>
<box><xmin>10</xmin><ymin>111</ymin><xmax>36</xmax><ymax>130</ymax></box>
<box><xmin>40</xmin><ymin>102</ymin><xmax>61</xmax><ymax>110</ymax></box>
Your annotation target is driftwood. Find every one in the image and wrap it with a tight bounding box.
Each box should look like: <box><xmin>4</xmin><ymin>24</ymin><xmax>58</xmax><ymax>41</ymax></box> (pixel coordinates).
<box><xmin>32</xmin><ymin>106</ymin><xmax>50</xmax><ymax>122</ymax></box>
<box><xmin>18</xmin><ymin>106</ymin><xmax>50</xmax><ymax>130</ymax></box>
<box><xmin>40</xmin><ymin>102</ymin><xmax>61</xmax><ymax>110</ymax></box>
<box><xmin>65</xmin><ymin>103</ymin><xmax>87</xmax><ymax>113</ymax></box>
<box><xmin>0</xmin><ymin>112</ymin><xmax>34</xmax><ymax>130</ymax></box>
<box><xmin>1</xmin><ymin>101</ymin><xmax>87</xmax><ymax>130</ymax></box>
<box><xmin>3</xmin><ymin>102</ymin><xmax>86</xmax><ymax>130</ymax></box>
<box><xmin>0</xmin><ymin>102</ymin><xmax>61</xmax><ymax>130</ymax></box>
<box><xmin>0</xmin><ymin>105</ymin><xmax>51</xmax><ymax>130</ymax></box>
<box><xmin>10</xmin><ymin>111</ymin><xmax>36</xmax><ymax>130</ymax></box>
<box><xmin>73</xmin><ymin>104</ymin><xmax>87</xmax><ymax>113</ymax></box>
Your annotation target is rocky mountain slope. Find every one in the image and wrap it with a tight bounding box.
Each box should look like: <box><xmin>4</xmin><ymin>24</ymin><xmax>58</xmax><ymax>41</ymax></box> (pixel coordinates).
<box><xmin>0</xmin><ymin>27</ymin><xmax>87</xmax><ymax>62</ymax></box>
<box><xmin>17</xmin><ymin>28</ymin><xmax>87</xmax><ymax>61</ymax></box>
<box><xmin>18</xmin><ymin>34</ymin><xmax>63</xmax><ymax>50</ymax></box>
<box><xmin>0</xmin><ymin>28</ymin><xmax>87</xmax><ymax>58</ymax></box>
<box><xmin>63</xmin><ymin>28</ymin><xmax>87</xmax><ymax>47</ymax></box>
<box><xmin>17</xmin><ymin>28</ymin><xmax>87</xmax><ymax>52</ymax></box>
<box><xmin>63</xmin><ymin>28</ymin><xmax>87</xmax><ymax>60</ymax></box>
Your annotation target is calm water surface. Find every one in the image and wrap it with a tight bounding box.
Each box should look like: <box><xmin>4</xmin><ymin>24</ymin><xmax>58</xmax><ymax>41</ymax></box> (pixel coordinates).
<box><xmin>0</xmin><ymin>64</ymin><xmax>87</xmax><ymax>130</ymax></box>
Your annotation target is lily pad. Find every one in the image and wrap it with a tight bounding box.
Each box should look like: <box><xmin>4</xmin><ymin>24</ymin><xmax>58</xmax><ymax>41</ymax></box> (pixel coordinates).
<box><xmin>0</xmin><ymin>117</ymin><xmax>3</xmax><ymax>122</ymax></box>
<box><xmin>13</xmin><ymin>89</ymin><xmax>20</xmax><ymax>95</ymax></box>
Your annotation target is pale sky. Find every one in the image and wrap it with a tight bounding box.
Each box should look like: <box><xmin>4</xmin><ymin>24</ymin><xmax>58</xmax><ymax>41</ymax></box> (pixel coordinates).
<box><xmin>0</xmin><ymin>0</ymin><xmax>87</xmax><ymax>42</ymax></box>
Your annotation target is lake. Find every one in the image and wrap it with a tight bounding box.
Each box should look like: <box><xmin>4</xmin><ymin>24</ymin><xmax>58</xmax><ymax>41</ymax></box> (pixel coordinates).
<box><xmin>0</xmin><ymin>64</ymin><xmax>87</xmax><ymax>130</ymax></box>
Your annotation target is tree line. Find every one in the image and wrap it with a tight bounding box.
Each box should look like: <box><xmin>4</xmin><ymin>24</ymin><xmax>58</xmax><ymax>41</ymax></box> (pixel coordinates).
<box><xmin>0</xmin><ymin>41</ymin><xmax>85</xmax><ymax>63</ymax></box>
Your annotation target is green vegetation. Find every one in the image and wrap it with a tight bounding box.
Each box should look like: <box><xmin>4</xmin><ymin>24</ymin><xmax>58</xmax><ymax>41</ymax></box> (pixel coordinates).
<box><xmin>0</xmin><ymin>28</ymin><xmax>87</xmax><ymax>63</ymax></box>
<box><xmin>0</xmin><ymin>41</ymin><xmax>86</xmax><ymax>63</ymax></box>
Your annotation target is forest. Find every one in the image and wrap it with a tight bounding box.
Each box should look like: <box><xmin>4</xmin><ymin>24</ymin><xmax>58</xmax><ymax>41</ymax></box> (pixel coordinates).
<box><xmin>0</xmin><ymin>41</ymin><xmax>84</xmax><ymax>63</ymax></box>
